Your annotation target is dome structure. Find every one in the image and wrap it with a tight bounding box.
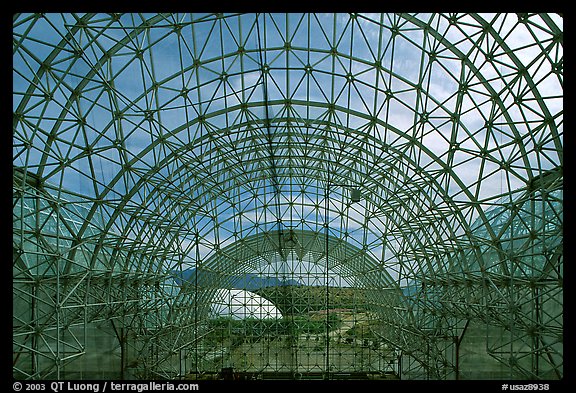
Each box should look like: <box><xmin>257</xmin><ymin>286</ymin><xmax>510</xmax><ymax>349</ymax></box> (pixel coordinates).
<box><xmin>13</xmin><ymin>13</ymin><xmax>562</xmax><ymax>381</ymax></box>
<box><xmin>209</xmin><ymin>289</ymin><xmax>283</xmax><ymax>319</ymax></box>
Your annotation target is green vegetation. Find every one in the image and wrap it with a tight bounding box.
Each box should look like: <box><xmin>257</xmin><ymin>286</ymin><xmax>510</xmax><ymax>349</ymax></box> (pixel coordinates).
<box><xmin>206</xmin><ymin>313</ymin><xmax>342</xmax><ymax>342</ymax></box>
<box><xmin>344</xmin><ymin>320</ymin><xmax>380</xmax><ymax>340</ymax></box>
<box><xmin>201</xmin><ymin>286</ymin><xmax>369</xmax><ymax>348</ymax></box>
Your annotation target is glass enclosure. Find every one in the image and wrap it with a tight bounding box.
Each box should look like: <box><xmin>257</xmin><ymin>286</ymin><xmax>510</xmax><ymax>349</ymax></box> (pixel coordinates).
<box><xmin>13</xmin><ymin>13</ymin><xmax>562</xmax><ymax>380</ymax></box>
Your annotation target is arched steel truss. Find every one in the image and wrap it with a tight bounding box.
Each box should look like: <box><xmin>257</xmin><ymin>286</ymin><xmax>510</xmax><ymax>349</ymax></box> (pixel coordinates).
<box><xmin>13</xmin><ymin>13</ymin><xmax>562</xmax><ymax>380</ymax></box>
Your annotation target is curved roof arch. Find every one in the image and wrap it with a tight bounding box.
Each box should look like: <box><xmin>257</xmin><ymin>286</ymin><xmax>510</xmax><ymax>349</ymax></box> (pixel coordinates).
<box><xmin>172</xmin><ymin>229</ymin><xmax>407</xmax><ymax>324</ymax></box>
<box><xmin>13</xmin><ymin>11</ymin><xmax>563</xmax><ymax>273</ymax></box>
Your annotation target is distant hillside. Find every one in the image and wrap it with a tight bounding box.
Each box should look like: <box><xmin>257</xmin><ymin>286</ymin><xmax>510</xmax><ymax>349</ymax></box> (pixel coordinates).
<box><xmin>172</xmin><ymin>268</ymin><xmax>301</xmax><ymax>291</ymax></box>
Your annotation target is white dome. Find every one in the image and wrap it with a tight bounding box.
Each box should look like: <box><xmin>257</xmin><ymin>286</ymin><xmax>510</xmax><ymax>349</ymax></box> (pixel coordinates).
<box><xmin>210</xmin><ymin>288</ymin><xmax>282</xmax><ymax>320</ymax></box>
